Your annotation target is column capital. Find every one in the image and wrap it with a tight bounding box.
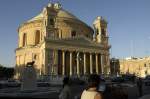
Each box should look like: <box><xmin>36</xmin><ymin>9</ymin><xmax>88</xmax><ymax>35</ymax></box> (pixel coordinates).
<box><xmin>69</xmin><ymin>50</ymin><xmax>74</xmax><ymax>53</ymax></box>
<box><xmin>89</xmin><ymin>52</ymin><xmax>94</xmax><ymax>55</ymax></box>
<box><xmin>94</xmin><ymin>52</ymin><xmax>99</xmax><ymax>54</ymax></box>
<box><xmin>82</xmin><ymin>50</ymin><xmax>87</xmax><ymax>53</ymax></box>
<box><xmin>53</xmin><ymin>49</ymin><xmax>58</xmax><ymax>51</ymax></box>
<box><xmin>75</xmin><ymin>50</ymin><xmax>80</xmax><ymax>53</ymax></box>
<box><xmin>61</xmin><ymin>49</ymin><xmax>66</xmax><ymax>52</ymax></box>
<box><xmin>83</xmin><ymin>52</ymin><xmax>87</xmax><ymax>54</ymax></box>
<box><xmin>100</xmin><ymin>53</ymin><xmax>105</xmax><ymax>55</ymax></box>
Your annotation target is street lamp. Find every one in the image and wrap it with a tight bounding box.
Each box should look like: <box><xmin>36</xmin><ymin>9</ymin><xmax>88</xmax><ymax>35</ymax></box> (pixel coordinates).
<box><xmin>113</xmin><ymin>60</ymin><xmax>116</xmax><ymax>75</ymax></box>
<box><xmin>111</xmin><ymin>59</ymin><xmax>116</xmax><ymax>75</ymax></box>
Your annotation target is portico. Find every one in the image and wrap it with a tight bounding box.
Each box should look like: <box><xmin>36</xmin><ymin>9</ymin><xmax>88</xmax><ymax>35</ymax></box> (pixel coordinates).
<box><xmin>45</xmin><ymin>36</ymin><xmax>110</xmax><ymax>76</ymax></box>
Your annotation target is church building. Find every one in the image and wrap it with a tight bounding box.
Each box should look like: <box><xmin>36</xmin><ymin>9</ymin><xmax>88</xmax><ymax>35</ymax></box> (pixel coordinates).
<box><xmin>15</xmin><ymin>3</ymin><xmax>111</xmax><ymax>78</ymax></box>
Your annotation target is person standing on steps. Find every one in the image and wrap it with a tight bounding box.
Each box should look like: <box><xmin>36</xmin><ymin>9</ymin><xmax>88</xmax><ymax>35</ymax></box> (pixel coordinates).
<box><xmin>59</xmin><ymin>76</ymin><xmax>71</xmax><ymax>99</ymax></box>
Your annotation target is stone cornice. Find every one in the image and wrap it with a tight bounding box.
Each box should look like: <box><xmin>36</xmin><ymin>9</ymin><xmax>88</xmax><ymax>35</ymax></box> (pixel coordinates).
<box><xmin>45</xmin><ymin>45</ymin><xmax>106</xmax><ymax>53</ymax></box>
<box><xmin>44</xmin><ymin>37</ymin><xmax>109</xmax><ymax>53</ymax></box>
<box><xmin>45</xmin><ymin>36</ymin><xmax>109</xmax><ymax>49</ymax></box>
<box><xmin>15</xmin><ymin>41</ymin><xmax>45</xmax><ymax>52</ymax></box>
<box><xmin>18</xmin><ymin>20</ymin><xmax>42</xmax><ymax>32</ymax></box>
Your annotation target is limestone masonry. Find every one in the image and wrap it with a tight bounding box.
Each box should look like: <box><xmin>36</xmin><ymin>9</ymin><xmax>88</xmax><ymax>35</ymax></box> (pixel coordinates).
<box><xmin>15</xmin><ymin>3</ymin><xmax>111</xmax><ymax>79</ymax></box>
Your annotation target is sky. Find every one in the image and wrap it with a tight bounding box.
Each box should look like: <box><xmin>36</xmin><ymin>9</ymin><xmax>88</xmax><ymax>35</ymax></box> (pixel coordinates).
<box><xmin>0</xmin><ymin>0</ymin><xmax>150</xmax><ymax>67</ymax></box>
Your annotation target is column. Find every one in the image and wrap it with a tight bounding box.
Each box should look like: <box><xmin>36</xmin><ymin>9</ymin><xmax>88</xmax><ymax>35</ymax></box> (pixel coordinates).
<box><xmin>54</xmin><ymin>50</ymin><xmax>58</xmax><ymax>75</ymax></box>
<box><xmin>62</xmin><ymin>51</ymin><xmax>65</xmax><ymax>75</ymax></box>
<box><xmin>24</xmin><ymin>54</ymin><xmax>26</xmax><ymax>65</ymax></box>
<box><xmin>90</xmin><ymin>53</ymin><xmax>93</xmax><ymax>74</ymax></box>
<box><xmin>101</xmin><ymin>54</ymin><xmax>104</xmax><ymax>74</ymax></box>
<box><xmin>84</xmin><ymin>53</ymin><xmax>87</xmax><ymax>74</ymax></box>
<box><xmin>70</xmin><ymin>52</ymin><xmax>73</xmax><ymax>76</ymax></box>
<box><xmin>96</xmin><ymin>53</ymin><xmax>99</xmax><ymax>74</ymax></box>
<box><xmin>106</xmin><ymin>54</ymin><xmax>110</xmax><ymax>74</ymax></box>
<box><xmin>44</xmin><ymin>49</ymin><xmax>49</xmax><ymax>75</ymax></box>
<box><xmin>77</xmin><ymin>52</ymin><xmax>80</xmax><ymax>75</ymax></box>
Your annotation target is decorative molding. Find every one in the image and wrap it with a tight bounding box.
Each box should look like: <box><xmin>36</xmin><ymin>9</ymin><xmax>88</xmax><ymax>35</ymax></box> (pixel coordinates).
<box><xmin>19</xmin><ymin>22</ymin><xmax>42</xmax><ymax>32</ymax></box>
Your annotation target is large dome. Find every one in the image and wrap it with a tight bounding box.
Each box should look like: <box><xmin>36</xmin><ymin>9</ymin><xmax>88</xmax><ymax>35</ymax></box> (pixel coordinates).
<box><xmin>27</xmin><ymin>9</ymin><xmax>80</xmax><ymax>23</ymax></box>
<box><xmin>19</xmin><ymin>3</ymin><xmax>94</xmax><ymax>41</ymax></box>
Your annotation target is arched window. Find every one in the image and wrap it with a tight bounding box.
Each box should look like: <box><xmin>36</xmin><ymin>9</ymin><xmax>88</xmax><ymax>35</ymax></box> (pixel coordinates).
<box><xmin>22</xmin><ymin>33</ymin><xmax>27</xmax><ymax>47</ymax></box>
<box><xmin>35</xmin><ymin>30</ymin><xmax>40</xmax><ymax>45</ymax></box>
<box><xmin>71</xmin><ymin>30</ymin><xmax>76</xmax><ymax>37</ymax></box>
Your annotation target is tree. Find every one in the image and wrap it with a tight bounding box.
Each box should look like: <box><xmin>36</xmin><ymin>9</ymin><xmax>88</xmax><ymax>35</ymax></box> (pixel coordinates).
<box><xmin>0</xmin><ymin>64</ymin><xmax>14</xmax><ymax>79</ymax></box>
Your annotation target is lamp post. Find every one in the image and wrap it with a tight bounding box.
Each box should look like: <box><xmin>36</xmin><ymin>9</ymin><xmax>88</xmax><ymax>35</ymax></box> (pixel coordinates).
<box><xmin>114</xmin><ymin>60</ymin><xmax>116</xmax><ymax>75</ymax></box>
<box><xmin>111</xmin><ymin>59</ymin><xmax>116</xmax><ymax>76</ymax></box>
<box><xmin>111</xmin><ymin>58</ymin><xmax>119</xmax><ymax>76</ymax></box>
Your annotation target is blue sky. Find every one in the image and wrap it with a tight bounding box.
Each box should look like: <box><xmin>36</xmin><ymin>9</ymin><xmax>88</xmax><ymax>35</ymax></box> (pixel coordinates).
<box><xmin>0</xmin><ymin>0</ymin><xmax>150</xmax><ymax>67</ymax></box>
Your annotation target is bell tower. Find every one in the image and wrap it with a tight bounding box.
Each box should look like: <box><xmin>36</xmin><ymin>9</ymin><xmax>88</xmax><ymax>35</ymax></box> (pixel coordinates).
<box><xmin>42</xmin><ymin>3</ymin><xmax>61</xmax><ymax>38</ymax></box>
<box><xmin>93</xmin><ymin>16</ymin><xmax>108</xmax><ymax>45</ymax></box>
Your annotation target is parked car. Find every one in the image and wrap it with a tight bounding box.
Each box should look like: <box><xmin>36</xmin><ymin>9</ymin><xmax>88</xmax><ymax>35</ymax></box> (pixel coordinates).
<box><xmin>122</xmin><ymin>74</ymin><xmax>136</xmax><ymax>82</ymax></box>
<box><xmin>144</xmin><ymin>75</ymin><xmax>150</xmax><ymax>86</ymax></box>
<box><xmin>111</xmin><ymin>77</ymin><xmax>124</xmax><ymax>83</ymax></box>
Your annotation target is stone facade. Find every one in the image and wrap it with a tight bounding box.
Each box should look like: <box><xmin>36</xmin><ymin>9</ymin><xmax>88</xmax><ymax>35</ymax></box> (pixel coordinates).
<box><xmin>15</xmin><ymin>3</ymin><xmax>111</xmax><ymax>79</ymax></box>
<box><xmin>120</xmin><ymin>57</ymin><xmax>150</xmax><ymax>78</ymax></box>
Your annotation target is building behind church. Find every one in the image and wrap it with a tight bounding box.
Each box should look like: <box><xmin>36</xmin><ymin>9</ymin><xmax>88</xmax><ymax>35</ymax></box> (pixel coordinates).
<box><xmin>15</xmin><ymin>3</ymin><xmax>111</xmax><ymax>79</ymax></box>
<box><xmin>119</xmin><ymin>57</ymin><xmax>150</xmax><ymax>78</ymax></box>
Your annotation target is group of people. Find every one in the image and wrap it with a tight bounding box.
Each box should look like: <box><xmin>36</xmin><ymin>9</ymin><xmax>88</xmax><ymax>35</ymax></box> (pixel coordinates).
<box><xmin>59</xmin><ymin>74</ymin><xmax>103</xmax><ymax>99</ymax></box>
<box><xmin>58</xmin><ymin>74</ymin><xmax>144</xmax><ymax>99</ymax></box>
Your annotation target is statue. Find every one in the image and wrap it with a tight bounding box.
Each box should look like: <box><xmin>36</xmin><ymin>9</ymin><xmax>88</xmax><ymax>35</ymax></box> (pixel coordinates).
<box><xmin>21</xmin><ymin>61</ymin><xmax>37</xmax><ymax>92</ymax></box>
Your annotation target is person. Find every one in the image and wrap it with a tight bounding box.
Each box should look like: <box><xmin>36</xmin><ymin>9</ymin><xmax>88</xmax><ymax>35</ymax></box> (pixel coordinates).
<box><xmin>81</xmin><ymin>74</ymin><xmax>102</xmax><ymax>99</ymax></box>
<box><xmin>137</xmin><ymin>78</ymin><xmax>143</xmax><ymax>97</ymax></box>
<box><xmin>111</xmin><ymin>85</ymin><xmax>128</xmax><ymax>99</ymax></box>
<box><xmin>59</xmin><ymin>76</ymin><xmax>71</xmax><ymax>99</ymax></box>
